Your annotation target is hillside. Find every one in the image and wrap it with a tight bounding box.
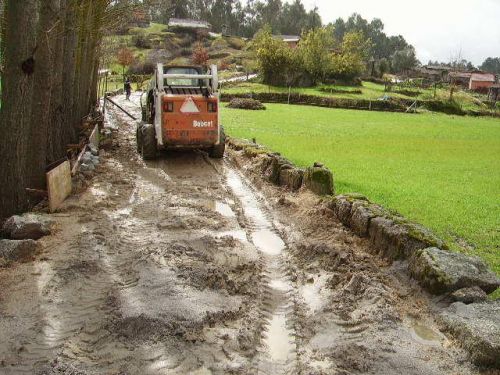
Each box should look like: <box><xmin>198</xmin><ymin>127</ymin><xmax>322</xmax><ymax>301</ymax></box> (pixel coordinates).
<box><xmin>102</xmin><ymin>22</ymin><xmax>253</xmax><ymax>83</ymax></box>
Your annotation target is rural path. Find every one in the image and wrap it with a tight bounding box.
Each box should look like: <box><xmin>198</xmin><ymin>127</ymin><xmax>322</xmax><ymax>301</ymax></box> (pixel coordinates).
<box><xmin>0</xmin><ymin>93</ymin><xmax>489</xmax><ymax>375</ymax></box>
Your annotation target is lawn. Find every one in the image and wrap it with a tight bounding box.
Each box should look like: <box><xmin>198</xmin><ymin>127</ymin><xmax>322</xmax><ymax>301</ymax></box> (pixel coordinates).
<box><xmin>221</xmin><ymin>81</ymin><xmax>495</xmax><ymax>113</ymax></box>
<box><xmin>222</xmin><ymin>103</ymin><xmax>500</xmax><ymax>283</ymax></box>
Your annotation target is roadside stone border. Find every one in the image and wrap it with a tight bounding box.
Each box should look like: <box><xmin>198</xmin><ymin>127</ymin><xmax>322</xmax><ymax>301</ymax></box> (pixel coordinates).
<box><xmin>228</xmin><ymin>136</ymin><xmax>500</xmax><ymax>367</ymax></box>
<box><xmin>228</xmin><ymin>137</ymin><xmax>499</xmax><ymax>295</ymax></box>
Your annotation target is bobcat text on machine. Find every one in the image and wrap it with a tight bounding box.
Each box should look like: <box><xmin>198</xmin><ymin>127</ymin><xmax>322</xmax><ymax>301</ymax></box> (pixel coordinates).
<box><xmin>137</xmin><ymin>64</ymin><xmax>225</xmax><ymax>160</ymax></box>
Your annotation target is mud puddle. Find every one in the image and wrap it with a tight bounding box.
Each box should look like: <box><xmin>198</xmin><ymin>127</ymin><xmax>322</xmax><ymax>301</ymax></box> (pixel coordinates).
<box><xmin>225</xmin><ymin>168</ymin><xmax>296</xmax><ymax>374</ymax></box>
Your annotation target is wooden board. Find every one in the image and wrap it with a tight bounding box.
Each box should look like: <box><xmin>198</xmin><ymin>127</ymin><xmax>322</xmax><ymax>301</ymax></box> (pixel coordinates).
<box><xmin>89</xmin><ymin>124</ymin><xmax>99</xmax><ymax>149</ymax></box>
<box><xmin>47</xmin><ymin>160</ymin><xmax>72</xmax><ymax>213</ymax></box>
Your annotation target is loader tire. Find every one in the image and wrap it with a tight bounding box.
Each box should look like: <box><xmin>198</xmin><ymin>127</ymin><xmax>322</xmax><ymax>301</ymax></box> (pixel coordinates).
<box><xmin>209</xmin><ymin>127</ymin><xmax>226</xmax><ymax>159</ymax></box>
<box><xmin>136</xmin><ymin>124</ymin><xmax>142</xmax><ymax>153</ymax></box>
<box><xmin>141</xmin><ymin>124</ymin><xmax>157</xmax><ymax>160</ymax></box>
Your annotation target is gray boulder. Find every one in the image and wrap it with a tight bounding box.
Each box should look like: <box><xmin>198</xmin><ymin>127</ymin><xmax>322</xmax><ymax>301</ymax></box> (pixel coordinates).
<box><xmin>2</xmin><ymin>214</ymin><xmax>53</xmax><ymax>240</ymax></box>
<box><xmin>409</xmin><ymin>247</ymin><xmax>500</xmax><ymax>294</ymax></box>
<box><xmin>0</xmin><ymin>239</ymin><xmax>38</xmax><ymax>263</ymax></box>
<box><xmin>439</xmin><ymin>301</ymin><xmax>500</xmax><ymax>367</ymax></box>
<box><xmin>451</xmin><ymin>286</ymin><xmax>488</xmax><ymax>304</ymax></box>
<box><xmin>350</xmin><ymin>201</ymin><xmax>375</xmax><ymax>237</ymax></box>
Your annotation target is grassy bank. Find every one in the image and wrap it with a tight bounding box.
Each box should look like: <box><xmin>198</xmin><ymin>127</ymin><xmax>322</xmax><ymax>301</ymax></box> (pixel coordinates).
<box><xmin>222</xmin><ymin>81</ymin><xmax>497</xmax><ymax>114</ymax></box>
<box><xmin>222</xmin><ymin>103</ymin><xmax>500</xmax><ymax>280</ymax></box>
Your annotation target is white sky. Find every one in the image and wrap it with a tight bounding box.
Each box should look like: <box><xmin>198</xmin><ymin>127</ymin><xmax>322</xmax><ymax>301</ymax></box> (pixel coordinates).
<box><xmin>292</xmin><ymin>0</ymin><xmax>500</xmax><ymax>65</ymax></box>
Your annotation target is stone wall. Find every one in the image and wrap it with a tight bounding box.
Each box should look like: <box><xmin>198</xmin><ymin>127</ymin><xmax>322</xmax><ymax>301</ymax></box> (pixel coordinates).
<box><xmin>227</xmin><ymin>137</ymin><xmax>499</xmax><ymax>297</ymax></box>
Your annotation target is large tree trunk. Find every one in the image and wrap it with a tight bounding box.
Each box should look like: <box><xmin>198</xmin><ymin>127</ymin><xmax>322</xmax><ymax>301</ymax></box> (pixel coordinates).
<box><xmin>61</xmin><ymin>0</ymin><xmax>78</xmax><ymax>145</ymax></box>
<box><xmin>29</xmin><ymin>0</ymin><xmax>60</xmax><ymax>189</ymax></box>
<box><xmin>47</xmin><ymin>0</ymin><xmax>65</xmax><ymax>163</ymax></box>
<box><xmin>0</xmin><ymin>0</ymin><xmax>38</xmax><ymax>219</ymax></box>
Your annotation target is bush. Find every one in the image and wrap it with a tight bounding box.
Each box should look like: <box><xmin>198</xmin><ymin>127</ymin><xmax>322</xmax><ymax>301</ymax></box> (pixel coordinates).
<box><xmin>227</xmin><ymin>98</ymin><xmax>266</xmax><ymax>110</ymax></box>
<box><xmin>424</xmin><ymin>100</ymin><xmax>465</xmax><ymax>115</ymax></box>
<box><xmin>128</xmin><ymin>61</ymin><xmax>156</xmax><ymax>75</ymax></box>
<box><xmin>226</xmin><ymin>37</ymin><xmax>245</xmax><ymax>50</ymax></box>
<box><xmin>211</xmin><ymin>38</ymin><xmax>229</xmax><ymax>50</ymax></box>
<box><xmin>132</xmin><ymin>34</ymin><xmax>152</xmax><ymax>49</ymax></box>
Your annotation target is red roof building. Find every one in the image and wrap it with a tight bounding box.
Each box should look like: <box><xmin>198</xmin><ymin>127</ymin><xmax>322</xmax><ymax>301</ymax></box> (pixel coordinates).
<box><xmin>469</xmin><ymin>72</ymin><xmax>496</xmax><ymax>90</ymax></box>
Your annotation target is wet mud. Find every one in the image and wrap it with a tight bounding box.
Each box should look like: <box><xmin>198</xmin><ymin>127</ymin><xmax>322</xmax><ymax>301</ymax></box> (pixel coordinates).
<box><xmin>0</xmin><ymin>93</ymin><xmax>495</xmax><ymax>375</ymax></box>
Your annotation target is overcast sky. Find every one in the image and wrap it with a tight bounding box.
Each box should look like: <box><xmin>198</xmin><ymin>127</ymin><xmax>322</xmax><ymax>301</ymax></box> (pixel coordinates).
<box><xmin>292</xmin><ymin>0</ymin><xmax>500</xmax><ymax>65</ymax></box>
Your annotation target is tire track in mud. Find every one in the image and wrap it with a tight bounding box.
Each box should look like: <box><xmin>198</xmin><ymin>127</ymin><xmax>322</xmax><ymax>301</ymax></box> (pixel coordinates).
<box><xmin>224</xmin><ymin>166</ymin><xmax>297</xmax><ymax>375</ymax></box>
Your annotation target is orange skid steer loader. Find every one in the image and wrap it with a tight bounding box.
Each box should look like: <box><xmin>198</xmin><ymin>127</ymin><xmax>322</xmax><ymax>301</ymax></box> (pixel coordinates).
<box><xmin>137</xmin><ymin>64</ymin><xmax>225</xmax><ymax>159</ymax></box>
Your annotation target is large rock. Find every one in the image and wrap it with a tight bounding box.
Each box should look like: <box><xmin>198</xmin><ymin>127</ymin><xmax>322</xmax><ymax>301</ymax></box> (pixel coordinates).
<box><xmin>278</xmin><ymin>167</ymin><xmax>304</xmax><ymax>191</ymax></box>
<box><xmin>409</xmin><ymin>247</ymin><xmax>500</xmax><ymax>294</ymax></box>
<box><xmin>263</xmin><ymin>155</ymin><xmax>291</xmax><ymax>185</ymax></box>
<box><xmin>2</xmin><ymin>214</ymin><xmax>53</xmax><ymax>240</ymax></box>
<box><xmin>368</xmin><ymin>216</ymin><xmax>408</xmax><ymax>259</ymax></box>
<box><xmin>304</xmin><ymin>165</ymin><xmax>334</xmax><ymax>196</ymax></box>
<box><xmin>0</xmin><ymin>239</ymin><xmax>38</xmax><ymax>263</ymax></box>
<box><xmin>451</xmin><ymin>286</ymin><xmax>488</xmax><ymax>304</ymax></box>
<box><xmin>439</xmin><ymin>301</ymin><xmax>500</xmax><ymax>368</ymax></box>
<box><xmin>349</xmin><ymin>201</ymin><xmax>376</xmax><ymax>237</ymax></box>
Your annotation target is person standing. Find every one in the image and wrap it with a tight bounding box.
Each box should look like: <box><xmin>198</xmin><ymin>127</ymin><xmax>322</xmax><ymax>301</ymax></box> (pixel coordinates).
<box><xmin>124</xmin><ymin>78</ymin><xmax>132</xmax><ymax>100</ymax></box>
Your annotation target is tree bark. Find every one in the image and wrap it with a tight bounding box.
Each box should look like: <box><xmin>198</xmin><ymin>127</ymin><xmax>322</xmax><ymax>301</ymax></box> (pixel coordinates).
<box><xmin>61</xmin><ymin>0</ymin><xmax>78</xmax><ymax>145</ymax></box>
<box><xmin>29</xmin><ymin>0</ymin><xmax>60</xmax><ymax>189</ymax></box>
<box><xmin>47</xmin><ymin>0</ymin><xmax>65</xmax><ymax>163</ymax></box>
<box><xmin>0</xmin><ymin>0</ymin><xmax>38</xmax><ymax>219</ymax></box>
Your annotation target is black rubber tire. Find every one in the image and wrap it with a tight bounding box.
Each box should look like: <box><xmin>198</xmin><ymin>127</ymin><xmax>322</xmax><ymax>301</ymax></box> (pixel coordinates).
<box><xmin>136</xmin><ymin>124</ymin><xmax>143</xmax><ymax>153</ymax></box>
<box><xmin>141</xmin><ymin>124</ymin><xmax>157</xmax><ymax>160</ymax></box>
<box><xmin>209</xmin><ymin>127</ymin><xmax>226</xmax><ymax>159</ymax></box>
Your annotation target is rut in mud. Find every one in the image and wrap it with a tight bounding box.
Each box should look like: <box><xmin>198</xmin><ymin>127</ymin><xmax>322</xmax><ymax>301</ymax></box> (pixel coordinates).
<box><xmin>0</xmin><ymin>93</ymin><xmax>493</xmax><ymax>375</ymax></box>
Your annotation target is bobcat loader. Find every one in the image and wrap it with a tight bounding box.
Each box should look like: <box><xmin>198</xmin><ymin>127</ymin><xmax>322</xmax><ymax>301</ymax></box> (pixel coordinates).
<box><xmin>137</xmin><ymin>64</ymin><xmax>225</xmax><ymax>159</ymax></box>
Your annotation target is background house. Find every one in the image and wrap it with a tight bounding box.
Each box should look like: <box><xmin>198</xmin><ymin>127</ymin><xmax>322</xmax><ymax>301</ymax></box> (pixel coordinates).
<box><xmin>276</xmin><ymin>35</ymin><xmax>300</xmax><ymax>48</ymax></box>
<box><xmin>469</xmin><ymin>72</ymin><xmax>496</xmax><ymax>91</ymax></box>
<box><xmin>448</xmin><ymin>71</ymin><xmax>472</xmax><ymax>88</ymax></box>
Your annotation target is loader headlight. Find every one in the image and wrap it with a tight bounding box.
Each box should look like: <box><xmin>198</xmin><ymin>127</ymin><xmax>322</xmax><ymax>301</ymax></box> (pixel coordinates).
<box><xmin>164</xmin><ymin>102</ymin><xmax>174</xmax><ymax>112</ymax></box>
<box><xmin>208</xmin><ymin>102</ymin><xmax>217</xmax><ymax>112</ymax></box>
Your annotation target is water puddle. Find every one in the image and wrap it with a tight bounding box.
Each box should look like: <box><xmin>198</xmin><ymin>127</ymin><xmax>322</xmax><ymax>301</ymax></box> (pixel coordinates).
<box><xmin>301</xmin><ymin>273</ymin><xmax>329</xmax><ymax>313</ymax></box>
<box><xmin>205</xmin><ymin>200</ymin><xmax>236</xmax><ymax>218</ymax></box>
<box><xmin>225</xmin><ymin>168</ymin><xmax>296</xmax><ymax>373</ymax></box>
<box><xmin>409</xmin><ymin>319</ymin><xmax>442</xmax><ymax>345</ymax></box>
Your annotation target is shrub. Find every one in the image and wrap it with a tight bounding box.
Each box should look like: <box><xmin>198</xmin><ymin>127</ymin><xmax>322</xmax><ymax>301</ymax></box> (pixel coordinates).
<box><xmin>211</xmin><ymin>38</ymin><xmax>229</xmax><ymax>50</ymax></box>
<box><xmin>227</xmin><ymin>37</ymin><xmax>245</xmax><ymax>50</ymax></box>
<box><xmin>191</xmin><ymin>42</ymin><xmax>209</xmax><ymax>67</ymax></box>
<box><xmin>132</xmin><ymin>34</ymin><xmax>152</xmax><ymax>49</ymax></box>
<box><xmin>227</xmin><ymin>98</ymin><xmax>266</xmax><ymax>110</ymax></box>
<box><xmin>128</xmin><ymin>61</ymin><xmax>155</xmax><ymax>75</ymax></box>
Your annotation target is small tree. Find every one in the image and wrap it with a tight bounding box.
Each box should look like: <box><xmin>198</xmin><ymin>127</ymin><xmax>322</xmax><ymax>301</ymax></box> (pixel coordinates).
<box><xmin>297</xmin><ymin>26</ymin><xmax>335</xmax><ymax>84</ymax></box>
<box><xmin>329</xmin><ymin>31</ymin><xmax>371</xmax><ymax>81</ymax></box>
<box><xmin>117</xmin><ymin>47</ymin><xmax>134</xmax><ymax>77</ymax></box>
<box><xmin>251</xmin><ymin>26</ymin><xmax>294</xmax><ymax>86</ymax></box>
<box><xmin>192</xmin><ymin>41</ymin><xmax>209</xmax><ymax>67</ymax></box>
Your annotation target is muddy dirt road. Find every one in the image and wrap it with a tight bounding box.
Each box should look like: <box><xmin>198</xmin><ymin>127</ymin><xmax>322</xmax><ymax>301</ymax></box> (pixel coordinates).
<box><xmin>0</xmin><ymin>94</ymin><xmax>490</xmax><ymax>374</ymax></box>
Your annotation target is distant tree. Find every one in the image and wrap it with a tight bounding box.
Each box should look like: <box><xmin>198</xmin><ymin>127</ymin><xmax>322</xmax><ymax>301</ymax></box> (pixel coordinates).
<box><xmin>330</xmin><ymin>31</ymin><xmax>371</xmax><ymax>80</ymax></box>
<box><xmin>298</xmin><ymin>26</ymin><xmax>334</xmax><ymax>84</ymax></box>
<box><xmin>480</xmin><ymin>57</ymin><xmax>500</xmax><ymax>74</ymax></box>
<box><xmin>391</xmin><ymin>47</ymin><xmax>419</xmax><ymax>74</ymax></box>
<box><xmin>328</xmin><ymin>13</ymin><xmax>411</xmax><ymax>62</ymax></box>
<box><xmin>251</xmin><ymin>26</ymin><xmax>295</xmax><ymax>85</ymax></box>
<box><xmin>378</xmin><ymin>58</ymin><xmax>391</xmax><ymax>77</ymax></box>
<box><xmin>191</xmin><ymin>41</ymin><xmax>209</xmax><ymax>67</ymax></box>
<box><xmin>117</xmin><ymin>47</ymin><xmax>135</xmax><ymax>76</ymax></box>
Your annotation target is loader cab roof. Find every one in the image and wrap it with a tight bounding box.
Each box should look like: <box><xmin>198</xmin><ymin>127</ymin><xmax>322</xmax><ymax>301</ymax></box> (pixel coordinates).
<box><xmin>163</xmin><ymin>65</ymin><xmax>204</xmax><ymax>87</ymax></box>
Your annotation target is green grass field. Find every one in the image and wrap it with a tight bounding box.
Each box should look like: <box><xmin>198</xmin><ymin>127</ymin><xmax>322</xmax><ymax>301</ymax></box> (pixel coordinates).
<box><xmin>222</xmin><ymin>81</ymin><xmax>496</xmax><ymax>113</ymax></box>
<box><xmin>222</xmin><ymin>104</ymin><xmax>500</xmax><ymax>283</ymax></box>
